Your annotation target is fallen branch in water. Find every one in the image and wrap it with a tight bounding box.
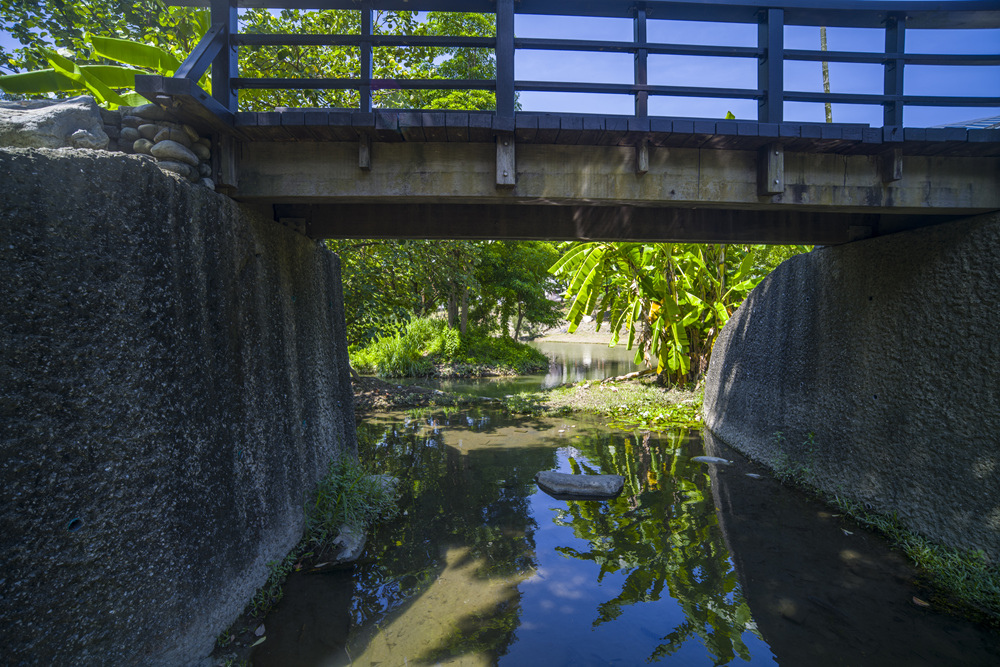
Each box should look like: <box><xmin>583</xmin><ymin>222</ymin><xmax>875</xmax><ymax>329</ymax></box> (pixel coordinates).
<box><xmin>601</xmin><ymin>368</ymin><xmax>655</xmax><ymax>384</ymax></box>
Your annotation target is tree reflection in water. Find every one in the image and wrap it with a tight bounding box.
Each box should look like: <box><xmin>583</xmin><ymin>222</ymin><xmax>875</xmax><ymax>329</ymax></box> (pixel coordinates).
<box><xmin>335</xmin><ymin>411</ymin><xmax>759</xmax><ymax>665</ymax></box>
<box><xmin>556</xmin><ymin>428</ymin><xmax>759</xmax><ymax>663</ymax></box>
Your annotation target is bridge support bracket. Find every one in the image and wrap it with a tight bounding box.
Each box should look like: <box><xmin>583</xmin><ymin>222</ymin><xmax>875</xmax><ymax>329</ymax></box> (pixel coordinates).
<box><xmin>496</xmin><ymin>132</ymin><xmax>515</xmax><ymax>188</ymax></box>
<box><xmin>879</xmin><ymin>147</ymin><xmax>903</xmax><ymax>183</ymax></box>
<box><xmin>214</xmin><ymin>133</ymin><xmax>238</xmax><ymax>195</ymax></box>
<box><xmin>636</xmin><ymin>140</ymin><xmax>649</xmax><ymax>176</ymax></box>
<box><xmin>359</xmin><ymin>134</ymin><xmax>372</xmax><ymax>171</ymax></box>
<box><xmin>757</xmin><ymin>143</ymin><xmax>784</xmax><ymax>196</ymax></box>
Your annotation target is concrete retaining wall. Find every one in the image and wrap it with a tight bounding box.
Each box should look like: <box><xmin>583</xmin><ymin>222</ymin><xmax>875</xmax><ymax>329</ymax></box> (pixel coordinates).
<box><xmin>0</xmin><ymin>148</ymin><xmax>356</xmax><ymax>664</ymax></box>
<box><xmin>705</xmin><ymin>211</ymin><xmax>1000</xmax><ymax>560</ymax></box>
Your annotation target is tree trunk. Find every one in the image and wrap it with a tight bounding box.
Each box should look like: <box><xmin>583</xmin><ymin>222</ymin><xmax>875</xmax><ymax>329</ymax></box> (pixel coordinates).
<box><xmin>460</xmin><ymin>286</ymin><xmax>468</xmax><ymax>334</ymax></box>
<box><xmin>447</xmin><ymin>291</ymin><xmax>458</xmax><ymax>328</ymax></box>
<box><xmin>513</xmin><ymin>302</ymin><xmax>524</xmax><ymax>340</ymax></box>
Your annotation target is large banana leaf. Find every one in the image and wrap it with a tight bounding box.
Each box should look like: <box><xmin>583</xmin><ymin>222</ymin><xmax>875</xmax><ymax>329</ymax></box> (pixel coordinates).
<box><xmin>0</xmin><ymin>65</ymin><xmax>146</xmax><ymax>94</ymax></box>
<box><xmin>44</xmin><ymin>48</ymin><xmax>127</xmax><ymax>107</ymax></box>
<box><xmin>89</xmin><ymin>35</ymin><xmax>182</xmax><ymax>75</ymax></box>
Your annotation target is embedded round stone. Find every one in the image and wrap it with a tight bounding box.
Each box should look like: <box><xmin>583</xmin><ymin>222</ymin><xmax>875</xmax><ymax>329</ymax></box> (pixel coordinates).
<box><xmin>132</xmin><ymin>103</ymin><xmax>175</xmax><ymax>121</ymax></box>
<box><xmin>119</xmin><ymin>127</ymin><xmax>140</xmax><ymax>144</ymax></box>
<box><xmin>191</xmin><ymin>142</ymin><xmax>210</xmax><ymax>161</ymax></box>
<box><xmin>182</xmin><ymin>124</ymin><xmax>200</xmax><ymax>142</ymax></box>
<box><xmin>199</xmin><ymin>177</ymin><xmax>216</xmax><ymax>190</ymax></box>
<box><xmin>138</xmin><ymin>123</ymin><xmax>159</xmax><ymax>140</ymax></box>
<box><xmin>150</xmin><ymin>139</ymin><xmax>199</xmax><ymax>167</ymax></box>
<box><xmin>156</xmin><ymin>160</ymin><xmax>194</xmax><ymax>179</ymax></box>
<box><xmin>153</xmin><ymin>127</ymin><xmax>191</xmax><ymax>148</ymax></box>
<box><xmin>133</xmin><ymin>138</ymin><xmax>154</xmax><ymax>155</ymax></box>
<box><xmin>198</xmin><ymin>162</ymin><xmax>212</xmax><ymax>177</ymax></box>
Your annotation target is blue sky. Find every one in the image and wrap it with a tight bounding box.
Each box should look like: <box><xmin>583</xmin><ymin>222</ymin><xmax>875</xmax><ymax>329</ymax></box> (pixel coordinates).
<box><xmin>2</xmin><ymin>7</ymin><xmax>997</xmax><ymax>127</ymax></box>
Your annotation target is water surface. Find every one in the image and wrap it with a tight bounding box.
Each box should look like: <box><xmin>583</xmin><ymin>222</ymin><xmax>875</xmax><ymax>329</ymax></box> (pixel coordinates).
<box><xmin>397</xmin><ymin>340</ymin><xmax>640</xmax><ymax>398</ymax></box>
<box><xmin>252</xmin><ymin>409</ymin><xmax>1000</xmax><ymax>666</ymax></box>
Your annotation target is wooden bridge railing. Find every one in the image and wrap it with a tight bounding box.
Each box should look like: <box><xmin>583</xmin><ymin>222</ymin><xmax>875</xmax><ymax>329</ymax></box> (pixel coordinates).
<box><xmin>162</xmin><ymin>0</ymin><xmax>1000</xmax><ymax>129</ymax></box>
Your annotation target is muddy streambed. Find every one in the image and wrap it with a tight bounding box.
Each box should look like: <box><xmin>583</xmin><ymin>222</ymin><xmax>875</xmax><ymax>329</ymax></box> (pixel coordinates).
<box><xmin>250</xmin><ymin>409</ymin><xmax>1000</xmax><ymax>666</ymax></box>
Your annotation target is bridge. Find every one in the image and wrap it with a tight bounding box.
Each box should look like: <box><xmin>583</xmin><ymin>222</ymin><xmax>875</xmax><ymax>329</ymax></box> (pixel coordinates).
<box><xmin>143</xmin><ymin>0</ymin><xmax>1000</xmax><ymax>243</ymax></box>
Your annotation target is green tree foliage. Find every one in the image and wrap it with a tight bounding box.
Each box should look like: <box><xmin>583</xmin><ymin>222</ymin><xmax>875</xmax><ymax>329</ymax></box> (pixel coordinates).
<box><xmin>0</xmin><ymin>1</ymin><xmax>206</xmax><ymax>75</ymax></box>
<box><xmin>239</xmin><ymin>9</ymin><xmax>496</xmax><ymax>111</ymax></box>
<box><xmin>551</xmin><ymin>242</ymin><xmax>809</xmax><ymax>385</ymax></box>
<box><xmin>470</xmin><ymin>241</ymin><xmax>562</xmax><ymax>340</ymax></box>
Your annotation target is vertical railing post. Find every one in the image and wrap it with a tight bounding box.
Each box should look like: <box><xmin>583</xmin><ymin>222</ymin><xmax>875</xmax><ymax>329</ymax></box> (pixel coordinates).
<box><xmin>634</xmin><ymin>4</ymin><xmax>648</xmax><ymax>118</ymax></box>
<box><xmin>757</xmin><ymin>8</ymin><xmax>784</xmax><ymax>124</ymax></box>
<box><xmin>360</xmin><ymin>0</ymin><xmax>373</xmax><ymax>112</ymax></box>
<box><xmin>495</xmin><ymin>0</ymin><xmax>515</xmax><ymax>123</ymax></box>
<box><xmin>210</xmin><ymin>0</ymin><xmax>237</xmax><ymax>113</ymax></box>
<box><xmin>883</xmin><ymin>13</ymin><xmax>906</xmax><ymax>128</ymax></box>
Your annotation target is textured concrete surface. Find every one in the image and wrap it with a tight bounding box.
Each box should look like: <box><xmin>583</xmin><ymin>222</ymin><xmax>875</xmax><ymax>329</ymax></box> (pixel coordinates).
<box><xmin>0</xmin><ymin>148</ymin><xmax>356</xmax><ymax>665</ymax></box>
<box><xmin>704</xmin><ymin>211</ymin><xmax>1000</xmax><ymax>560</ymax></box>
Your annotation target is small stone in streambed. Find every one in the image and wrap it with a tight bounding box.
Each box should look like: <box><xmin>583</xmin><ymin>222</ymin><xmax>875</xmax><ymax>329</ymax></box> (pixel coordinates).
<box><xmin>133</xmin><ymin>138</ymin><xmax>153</xmax><ymax>155</ymax></box>
<box><xmin>151</xmin><ymin>139</ymin><xmax>199</xmax><ymax>167</ymax></box>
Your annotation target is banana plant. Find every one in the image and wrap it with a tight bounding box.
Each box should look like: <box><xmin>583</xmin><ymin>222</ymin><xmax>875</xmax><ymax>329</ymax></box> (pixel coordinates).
<box><xmin>0</xmin><ymin>35</ymin><xmax>190</xmax><ymax>109</ymax></box>
<box><xmin>550</xmin><ymin>242</ymin><xmax>798</xmax><ymax>385</ymax></box>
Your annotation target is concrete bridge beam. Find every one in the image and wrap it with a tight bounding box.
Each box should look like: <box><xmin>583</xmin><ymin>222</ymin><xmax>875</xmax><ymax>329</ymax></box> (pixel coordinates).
<box><xmin>234</xmin><ymin>141</ymin><xmax>1000</xmax><ymax>243</ymax></box>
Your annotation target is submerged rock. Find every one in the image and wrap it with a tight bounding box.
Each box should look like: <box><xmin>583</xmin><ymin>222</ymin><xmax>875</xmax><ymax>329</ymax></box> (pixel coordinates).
<box><xmin>331</xmin><ymin>525</ymin><xmax>366</xmax><ymax>564</ymax></box>
<box><xmin>692</xmin><ymin>456</ymin><xmax>732</xmax><ymax>466</ymax></box>
<box><xmin>535</xmin><ymin>470</ymin><xmax>624</xmax><ymax>500</ymax></box>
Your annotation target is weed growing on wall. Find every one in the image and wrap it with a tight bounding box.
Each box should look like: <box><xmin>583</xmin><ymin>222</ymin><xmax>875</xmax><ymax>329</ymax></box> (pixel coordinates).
<box><xmin>771</xmin><ymin>431</ymin><xmax>818</xmax><ymax>485</ymax></box>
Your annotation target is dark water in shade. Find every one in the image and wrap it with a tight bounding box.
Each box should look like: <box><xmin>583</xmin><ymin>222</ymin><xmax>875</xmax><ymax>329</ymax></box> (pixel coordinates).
<box><xmin>251</xmin><ymin>409</ymin><xmax>1000</xmax><ymax>666</ymax></box>
<box><xmin>397</xmin><ymin>340</ymin><xmax>641</xmax><ymax>398</ymax></box>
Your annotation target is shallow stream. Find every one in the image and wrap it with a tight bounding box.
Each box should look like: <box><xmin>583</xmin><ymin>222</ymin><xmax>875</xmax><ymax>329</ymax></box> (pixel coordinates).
<box><xmin>396</xmin><ymin>341</ymin><xmax>640</xmax><ymax>398</ymax></box>
<box><xmin>251</xmin><ymin>408</ymin><xmax>1000</xmax><ymax>666</ymax></box>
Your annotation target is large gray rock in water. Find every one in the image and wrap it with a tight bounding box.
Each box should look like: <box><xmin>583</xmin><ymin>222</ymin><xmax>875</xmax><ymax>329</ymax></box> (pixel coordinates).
<box><xmin>0</xmin><ymin>96</ymin><xmax>108</xmax><ymax>149</ymax></box>
<box><xmin>535</xmin><ymin>470</ymin><xmax>624</xmax><ymax>500</ymax></box>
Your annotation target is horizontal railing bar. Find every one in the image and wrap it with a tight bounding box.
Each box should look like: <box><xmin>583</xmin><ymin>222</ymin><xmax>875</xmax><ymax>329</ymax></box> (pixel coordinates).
<box><xmin>164</xmin><ymin>1</ymin><xmax>1000</xmax><ymax>30</ymax></box>
<box><xmin>516</xmin><ymin>80</ymin><xmax>760</xmax><ymax>99</ymax></box>
<box><xmin>786</xmin><ymin>49</ymin><xmax>1000</xmax><ymax>66</ymax></box>
<box><xmin>235</xmin><ymin>33</ymin><xmax>496</xmax><ymax>48</ymax></box>
<box><xmin>234</xmin><ymin>77</ymin><xmax>497</xmax><ymax>90</ymax></box>
<box><xmin>786</xmin><ymin>90</ymin><xmax>1000</xmax><ymax>106</ymax></box>
<box><xmin>515</xmin><ymin>37</ymin><xmax>761</xmax><ymax>59</ymax></box>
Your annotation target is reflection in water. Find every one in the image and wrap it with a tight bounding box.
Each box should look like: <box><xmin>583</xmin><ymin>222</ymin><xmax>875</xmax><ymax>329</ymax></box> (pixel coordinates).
<box><xmin>253</xmin><ymin>409</ymin><xmax>1000</xmax><ymax>666</ymax></box>
<box><xmin>397</xmin><ymin>340</ymin><xmax>640</xmax><ymax>397</ymax></box>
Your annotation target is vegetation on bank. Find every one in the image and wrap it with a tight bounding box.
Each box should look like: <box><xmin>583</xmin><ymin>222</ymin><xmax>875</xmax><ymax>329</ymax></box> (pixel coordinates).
<box><xmin>494</xmin><ymin>377</ymin><xmax>704</xmax><ymax>431</ymax></box>
<box><xmin>213</xmin><ymin>456</ymin><xmax>399</xmax><ymax>664</ymax></box>
<box><xmin>351</xmin><ymin>315</ymin><xmax>549</xmax><ymax>378</ymax></box>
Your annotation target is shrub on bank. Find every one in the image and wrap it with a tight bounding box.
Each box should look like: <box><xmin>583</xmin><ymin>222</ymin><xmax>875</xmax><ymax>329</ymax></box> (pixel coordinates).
<box><xmin>351</xmin><ymin>315</ymin><xmax>548</xmax><ymax>378</ymax></box>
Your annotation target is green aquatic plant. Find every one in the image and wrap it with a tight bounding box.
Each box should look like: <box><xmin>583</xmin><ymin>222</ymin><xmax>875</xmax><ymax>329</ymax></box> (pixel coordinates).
<box><xmin>305</xmin><ymin>455</ymin><xmax>400</xmax><ymax>551</ymax></box>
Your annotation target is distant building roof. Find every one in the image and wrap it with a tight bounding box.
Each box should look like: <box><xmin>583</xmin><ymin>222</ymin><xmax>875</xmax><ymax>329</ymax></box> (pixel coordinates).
<box><xmin>931</xmin><ymin>116</ymin><xmax>1000</xmax><ymax>130</ymax></box>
